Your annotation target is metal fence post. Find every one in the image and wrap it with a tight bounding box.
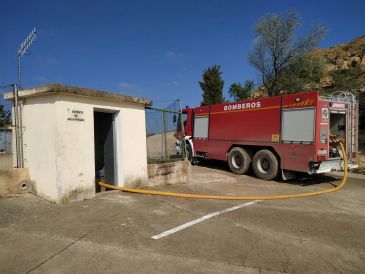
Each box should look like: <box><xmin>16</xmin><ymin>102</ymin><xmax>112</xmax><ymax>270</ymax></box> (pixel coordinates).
<box><xmin>13</xmin><ymin>84</ymin><xmax>20</xmax><ymax>168</ymax></box>
<box><xmin>178</xmin><ymin>99</ymin><xmax>187</xmax><ymax>158</ymax></box>
<box><xmin>18</xmin><ymin>96</ymin><xmax>24</xmax><ymax>168</ymax></box>
<box><xmin>12</xmin><ymin>83</ymin><xmax>24</xmax><ymax>168</ymax></box>
<box><xmin>160</xmin><ymin>111</ymin><xmax>163</xmax><ymax>160</ymax></box>
<box><xmin>162</xmin><ymin>110</ymin><xmax>168</xmax><ymax>159</ymax></box>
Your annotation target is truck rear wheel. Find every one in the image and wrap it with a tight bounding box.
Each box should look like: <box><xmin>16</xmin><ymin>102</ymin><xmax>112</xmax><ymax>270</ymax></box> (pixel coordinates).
<box><xmin>228</xmin><ymin>147</ymin><xmax>251</xmax><ymax>175</ymax></box>
<box><xmin>252</xmin><ymin>149</ymin><xmax>279</xmax><ymax>180</ymax></box>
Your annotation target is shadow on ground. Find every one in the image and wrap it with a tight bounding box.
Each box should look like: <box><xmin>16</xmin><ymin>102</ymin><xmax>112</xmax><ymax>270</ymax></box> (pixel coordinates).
<box><xmin>195</xmin><ymin>159</ymin><xmax>339</xmax><ymax>187</ymax></box>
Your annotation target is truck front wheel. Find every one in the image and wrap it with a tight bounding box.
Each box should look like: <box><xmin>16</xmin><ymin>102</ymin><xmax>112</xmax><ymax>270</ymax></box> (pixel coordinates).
<box><xmin>186</xmin><ymin>143</ymin><xmax>197</xmax><ymax>165</ymax></box>
<box><xmin>252</xmin><ymin>149</ymin><xmax>279</xmax><ymax>180</ymax></box>
<box><xmin>228</xmin><ymin>147</ymin><xmax>251</xmax><ymax>175</ymax></box>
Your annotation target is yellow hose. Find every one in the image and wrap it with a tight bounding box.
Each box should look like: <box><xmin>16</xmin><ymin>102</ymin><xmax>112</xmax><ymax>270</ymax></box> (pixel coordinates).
<box><xmin>99</xmin><ymin>142</ymin><xmax>348</xmax><ymax>200</ymax></box>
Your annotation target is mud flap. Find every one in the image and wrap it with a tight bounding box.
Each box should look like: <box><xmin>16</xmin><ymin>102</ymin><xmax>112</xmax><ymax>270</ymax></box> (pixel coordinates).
<box><xmin>282</xmin><ymin>169</ymin><xmax>297</xmax><ymax>180</ymax></box>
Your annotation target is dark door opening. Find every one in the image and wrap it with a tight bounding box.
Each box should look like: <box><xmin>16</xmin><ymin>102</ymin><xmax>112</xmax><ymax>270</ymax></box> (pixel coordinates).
<box><xmin>330</xmin><ymin>112</ymin><xmax>346</xmax><ymax>141</ymax></box>
<box><xmin>94</xmin><ymin>111</ymin><xmax>116</xmax><ymax>192</ymax></box>
<box><xmin>329</xmin><ymin>112</ymin><xmax>347</xmax><ymax>159</ymax></box>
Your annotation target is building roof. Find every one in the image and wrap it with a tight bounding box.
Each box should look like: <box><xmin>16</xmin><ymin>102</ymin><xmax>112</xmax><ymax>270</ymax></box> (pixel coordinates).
<box><xmin>4</xmin><ymin>83</ymin><xmax>152</xmax><ymax>106</ymax></box>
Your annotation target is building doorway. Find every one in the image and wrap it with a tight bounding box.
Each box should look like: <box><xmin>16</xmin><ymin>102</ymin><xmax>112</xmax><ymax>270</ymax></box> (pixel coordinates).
<box><xmin>94</xmin><ymin>111</ymin><xmax>117</xmax><ymax>192</ymax></box>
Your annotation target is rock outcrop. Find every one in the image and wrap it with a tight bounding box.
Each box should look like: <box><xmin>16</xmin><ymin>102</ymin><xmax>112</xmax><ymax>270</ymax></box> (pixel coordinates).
<box><xmin>311</xmin><ymin>35</ymin><xmax>365</xmax><ymax>90</ymax></box>
<box><xmin>312</xmin><ymin>35</ymin><xmax>365</xmax><ymax>69</ymax></box>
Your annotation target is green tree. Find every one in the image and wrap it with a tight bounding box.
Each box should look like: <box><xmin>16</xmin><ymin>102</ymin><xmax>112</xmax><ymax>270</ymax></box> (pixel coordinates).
<box><xmin>248</xmin><ymin>11</ymin><xmax>326</xmax><ymax>96</ymax></box>
<box><xmin>275</xmin><ymin>55</ymin><xmax>324</xmax><ymax>92</ymax></box>
<box><xmin>0</xmin><ymin>104</ymin><xmax>11</xmax><ymax>127</ymax></box>
<box><xmin>199</xmin><ymin>65</ymin><xmax>224</xmax><ymax>106</ymax></box>
<box><xmin>228</xmin><ymin>80</ymin><xmax>255</xmax><ymax>101</ymax></box>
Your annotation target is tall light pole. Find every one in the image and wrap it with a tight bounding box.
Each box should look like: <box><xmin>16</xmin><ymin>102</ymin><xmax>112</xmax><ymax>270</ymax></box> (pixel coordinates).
<box><xmin>15</xmin><ymin>27</ymin><xmax>36</xmax><ymax>168</ymax></box>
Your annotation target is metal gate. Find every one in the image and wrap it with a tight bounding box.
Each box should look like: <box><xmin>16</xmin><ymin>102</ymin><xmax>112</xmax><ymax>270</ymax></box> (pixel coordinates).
<box><xmin>145</xmin><ymin>100</ymin><xmax>186</xmax><ymax>162</ymax></box>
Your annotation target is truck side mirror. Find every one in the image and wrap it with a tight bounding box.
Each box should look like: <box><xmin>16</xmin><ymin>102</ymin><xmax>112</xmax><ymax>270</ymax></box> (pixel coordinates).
<box><xmin>173</xmin><ymin>114</ymin><xmax>177</xmax><ymax>123</ymax></box>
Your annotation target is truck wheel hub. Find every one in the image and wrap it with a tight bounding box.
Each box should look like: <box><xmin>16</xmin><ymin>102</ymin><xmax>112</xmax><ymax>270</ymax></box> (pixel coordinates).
<box><xmin>232</xmin><ymin>155</ymin><xmax>242</xmax><ymax>168</ymax></box>
<box><xmin>258</xmin><ymin>158</ymin><xmax>270</xmax><ymax>173</ymax></box>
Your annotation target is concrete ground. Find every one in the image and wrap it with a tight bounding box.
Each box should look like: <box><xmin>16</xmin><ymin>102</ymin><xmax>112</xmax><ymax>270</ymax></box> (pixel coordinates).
<box><xmin>1</xmin><ymin>162</ymin><xmax>365</xmax><ymax>274</ymax></box>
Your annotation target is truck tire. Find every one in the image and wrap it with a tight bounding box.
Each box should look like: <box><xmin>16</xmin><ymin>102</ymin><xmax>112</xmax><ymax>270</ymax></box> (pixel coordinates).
<box><xmin>252</xmin><ymin>149</ymin><xmax>279</xmax><ymax>180</ymax></box>
<box><xmin>228</xmin><ymin>147</ymin><xmax>251</xmax><ymax>175</ymax></box>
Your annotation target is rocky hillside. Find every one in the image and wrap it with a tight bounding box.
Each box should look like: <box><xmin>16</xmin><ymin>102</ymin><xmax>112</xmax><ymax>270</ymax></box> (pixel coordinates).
<box><xmin>251</xmin><ymin>35</ymin><xmax>365</xmax><ymax>98</ymax></box>
<box><xmin>312</xmin><ymin>35</ymin><xmax>365</xmax><ymax>90</ymax></box>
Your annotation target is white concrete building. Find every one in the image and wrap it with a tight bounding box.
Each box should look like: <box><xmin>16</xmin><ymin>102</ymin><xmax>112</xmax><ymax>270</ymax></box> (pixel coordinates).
<box><xmin>6</xmin><ymin>84</ymin><xmax>151</xmax><ymax>203</ymax></box>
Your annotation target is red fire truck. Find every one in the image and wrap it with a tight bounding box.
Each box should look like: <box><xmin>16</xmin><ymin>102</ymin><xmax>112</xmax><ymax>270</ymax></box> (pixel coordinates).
<box><xmin>178</xmin><ymin>91</ymin><xmax>358</xmax><ymax>180</ymax></box>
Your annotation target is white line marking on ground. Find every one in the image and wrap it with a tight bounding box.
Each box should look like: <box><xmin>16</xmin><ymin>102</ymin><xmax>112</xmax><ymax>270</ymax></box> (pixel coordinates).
<box><xmin>152</xmin><ymin>200</ymin><xmax>261</xmax><ymax>240</ymax></box>
<box><xmin>200</xmin><ymin>178</ymin><xmax>226</xmax><ymax>183</ymax></box>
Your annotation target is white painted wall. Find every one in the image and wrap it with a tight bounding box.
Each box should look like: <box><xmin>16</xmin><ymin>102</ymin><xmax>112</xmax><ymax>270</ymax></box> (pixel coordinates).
<box><xmin>22</xmin><ymin>95</ymin><xmax>58</xmax><ymax>201</ymax></box>
<box><xmin>22</xmin><ymin>93</ymin><xmax>148</xmax><ymax>203</ymax></box>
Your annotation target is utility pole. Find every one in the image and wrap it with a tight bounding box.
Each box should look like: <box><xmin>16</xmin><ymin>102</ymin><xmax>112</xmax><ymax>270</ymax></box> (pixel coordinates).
<box><xmin>15</xmin><ymin>28</ymin><xmax>37</xmax><ymax>168</ymax></box>
<box><xmin>13</xmin><ymin>84</ymin><xmax>21</xmax><ymax>168</ymax></box>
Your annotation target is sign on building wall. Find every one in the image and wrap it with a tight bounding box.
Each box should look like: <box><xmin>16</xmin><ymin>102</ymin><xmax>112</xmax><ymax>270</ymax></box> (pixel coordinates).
<box><xmin>67</xmin><ymin>109</ymin><xmax>85</xmax><ymax>121</ymax></box>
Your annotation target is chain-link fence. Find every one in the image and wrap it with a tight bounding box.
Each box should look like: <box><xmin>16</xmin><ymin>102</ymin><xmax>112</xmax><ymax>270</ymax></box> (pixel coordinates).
<box><xmin>0</xmin><ymin>86</ymin><xmax>14</xmax><ymax>169</ymax></box>
<box><xmin>146</xmin><ymin>100</ymin><xmax>186</xmax><ymax>162</ymax></box>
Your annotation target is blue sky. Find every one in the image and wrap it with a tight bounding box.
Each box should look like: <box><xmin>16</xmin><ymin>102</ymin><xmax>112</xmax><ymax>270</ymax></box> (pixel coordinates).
<box><xmin>0</xmin><ymin>0</ymin><xmax>364</xmax><ymax>107</ymax></box>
